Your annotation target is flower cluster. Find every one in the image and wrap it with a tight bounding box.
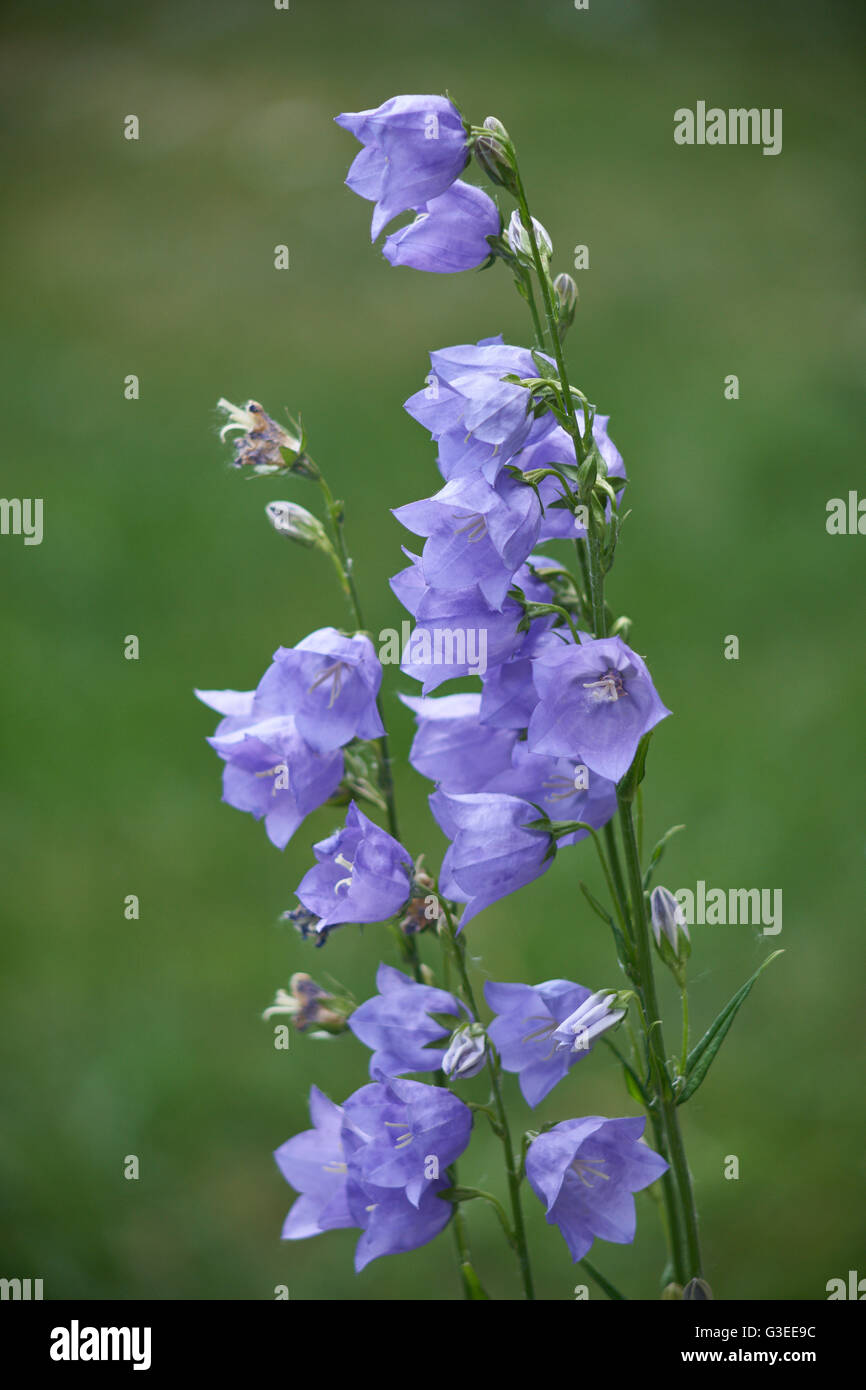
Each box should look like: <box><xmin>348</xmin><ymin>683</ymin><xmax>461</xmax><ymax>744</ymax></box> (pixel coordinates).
<box><xmin>197</xmin><ymin>90</ymin><xmax>723</xmax><ymax>1299</ymax></box>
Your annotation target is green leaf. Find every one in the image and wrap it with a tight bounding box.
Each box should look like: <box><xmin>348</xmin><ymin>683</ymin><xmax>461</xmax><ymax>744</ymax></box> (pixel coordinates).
<box><xmin>623</xmin><ymin>1063</ymin><xmax>648</xmax><ymax>1107</ymax></box>
<box><xmin>676</xmin><ymin>951</ymin><xmax>784</xmax><ymax>1105</ymax></box>
<box><xmin>642</xmin><ymin>824</ymin><xmax>686</xmax><ymax>890</ymax></box>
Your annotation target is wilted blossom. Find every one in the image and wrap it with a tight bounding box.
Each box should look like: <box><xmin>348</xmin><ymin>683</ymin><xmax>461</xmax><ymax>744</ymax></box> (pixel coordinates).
<box><xmin>217</xmin><ymin>398</ymin><xmax>302</xmax><ymax>475</ymax></box>
<box><xmin>528</xmin><ymin>634</ymin><xmax>671</xmax><ymax>783</ymax></box>
<box><xmin>276</xmin><ymin>1082</ymin><xmax>462</xmax><ymax>1271</ymax></box>
<box><xmin>383</xmin><ymin>180</ymin><xmax>500</xmax><ymax>273</ymax></box>
<box><xmin>525</xmin><ymin>1116</ymin><xmax>669</xmax><ymax>1262</ymax></box>
<box><xmin>348</xmin><ymin>962</ymin><xmax>468</xmax><ymax>1076</ymax></box>
<box><xmin>254</xmin><ymin>628</ymin><xmax>384</xmax><ymax>755</ymax></box>
<box><xmin>404</xmin><ymin>337</ymin><xmax>557</xmax><ymax>471</ymax></box>
<box><xmin>295</xmin><ymin>802</ymin><xmax>413</xmax><ymax>938</ymax></box>
<box><xmin>650</xmin><ymin>885</ymin><xmax>690</xmax><ymax>953</ymax></box>
<box><xmin>484</xmin><ymin>978</ymin><xmax>601</xmax><ymax>1106</ymax></box>
<box><xmin>430</xmin><ymin>789</ymin><xmax>553</xmax><ymax>927</ymax></box>
<box><xmin>393</xmin><ymin>470</ymin><xmax>541</xmax><ymax>610</ymax></box>
<box><xmin>263</xmin><ymin>972</ymin><xmax>351</xmax><ymax>1034</ymax></box>
<box><xmin>551</xmin><ymin>990</ymin><xmax>625</xmax><ymax>1054</ymax></box>
<box><xmin>441</xmin><ymin>1025</ymin><xmax>487</xmax><ymax>1080</ymax></box>
<box><xmin>194</xmin><ymin>688</ymin><xmax>343</xmax><ymax>849</ymax></box>
<box><xmin>336</xmin><ymin>95</ymin><xmax>469</xmax><ymax>239</ymax></box>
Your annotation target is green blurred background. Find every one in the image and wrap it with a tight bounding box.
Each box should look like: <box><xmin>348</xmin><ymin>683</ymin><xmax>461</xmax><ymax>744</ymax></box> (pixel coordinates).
<box><xmin>1</xmin><ymin>0</ymin><xmax>863</xmax><ymax>1301</ymax></box>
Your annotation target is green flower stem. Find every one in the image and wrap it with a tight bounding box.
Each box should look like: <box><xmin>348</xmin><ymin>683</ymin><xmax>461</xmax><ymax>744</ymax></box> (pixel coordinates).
<box><xmin>679</xmin><ymin>981</ymin><xmax>690</xmax><ymax>1080</ymax></box>
<box><xmin>442</xmin><ymin>906</ymin><xmax>535</xmax><ymax>1300</ymax></box>
<box><xmin>618</xmin><ymin>793</ymin><xmax>702</xmax><ymax>1282</ymax></box>
<box><xmin>308</xmin><ymin>464</ymin><xmax>423</xmax><ymax>982</ymax></box>
<box><xmin>314</xmin><ymin>471</ymin><xmax>401</xmax><ymax>843</ymax></box>
<box><xmin>505</xmin><ymin>145</ymin><xmax>703</xmax><ymax>1286</ymax></box>
<box><xmin>510</xmin><ymin>162</ymin><xmax>606</xmax><ymax>639</ymax></box>
<box><xmin>580</xmin><ymin>1257</ymin><xmax>628</xmax><ymax>1301</ymax></box>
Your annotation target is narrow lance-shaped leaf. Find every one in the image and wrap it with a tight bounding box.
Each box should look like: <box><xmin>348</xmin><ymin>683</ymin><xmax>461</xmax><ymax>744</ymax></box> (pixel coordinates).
<box><xmin>677</xmin><ymin>951</ymin><xmax>784</xmax><ymax>1105</ymax></box>
<box><xmin>642</xmin><ymin>823</ymin><xmax>686</xmax><ymax>891</ymax></box>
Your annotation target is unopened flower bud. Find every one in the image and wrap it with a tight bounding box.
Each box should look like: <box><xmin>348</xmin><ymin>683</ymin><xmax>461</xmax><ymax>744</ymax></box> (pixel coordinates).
<box><xmin>683</xmin><ymin>1277</ymin><xmax>713</xmax><ymax>1301</ymax></box>
<box><xmin>552</xmin><ymin>989</ymin><xmax>625</xmax><ymax>1054</ymax></box>
<box><xmin>265</xmin><ymin>501</ymin><xmax>330</xmax><ymax>550</ymax></box>
<box><xmin>442</xmin><ymin>1025</ymin><xmax>487</xmax><ymax>1080</ymax></box>
<box><xmin>506</xmin><ymin>209</ymin><xmax>553</xmax><ymax>264</ymax></box>
<box><xmin>651</xmin><ymin>885</ymin><xmax>690</xmax><ymax>960</ymax></box>
<box><xmin>553</xmin><ymin>271</ymin><xmax>578</xmax><ymax>336</ymax></box>
<box><xmin>473</xmin><ymin>116</ymin><xmax>518</xmax><ymax>193</ymax></box>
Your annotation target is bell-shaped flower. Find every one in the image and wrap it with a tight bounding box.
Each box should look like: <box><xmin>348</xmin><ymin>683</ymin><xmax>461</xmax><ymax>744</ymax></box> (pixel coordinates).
<box><xmin>430</xmin><ymin>789</ymin><xmax>553</xmax><ymax>927</ymax></box>
<box><xmin>404</xmin><ymin>337</ymin><xmax>557</xmax><ymax>464</ymax></box>
<box><xmin>484</xmin><ymin>978</ymin><xmax>598</xmax><ymax>1107</ymax></box>
<box><xmin>296</xmin><ymin>802</ymin><xmax>413</xmax><ymax>937</ymax></box>
<box><xmin>336</xmin><ymin>94</ymin><xmax>469</xmax><ymax>239</ymax></box>
<box><xmin>274</xmin><ymin>1085</ymin><xmax>355</xmax><ymax>1241</ymax></box>
<box><xmin>484</xmin><ymin>741</ymin><xmax>618</xmax><ymax>844</ymax></box>
<box><xmin>526</xmin><ymin>1116</ymin><xmax>669</xmax><ymax>1263</ymax></box>
<box><xmin>393</xmin><ymin>470</ymin><xmax>542</xmax><ymax>610</ymax></box>
<box><xmin>341</xmin><ymin>1076</ymin><xmax>472</xmax><ymax>1209</ymax></box>
<box><xmin>195</xmin><ymin>688</ymin><xmax>343</xmax><ymax>849</ymax></box>
<box><xmin>402</xmin><ymin>692</ymin><xmax>518</xmax><ymax>791</ymax></box>
<box><xmin>348</xmin><ymin>962</ymin><xmax>469</xmax><ymax>1077</ymax></box>
<box><xmin>528</xmin><ymin>634</ymin><xmax>671</xmax><ymax>783</ymax></box>
<box><xmin>383</xmin><ymin>180</ymin><xmax>500</xmax><ymax>273</ymax></box>
<box><xmin>253</xmin><ymin>627</ymin><xmax>384</xmax><ymax>755</ymax></box>
<box><xmin>275</xmin><ymin>1084</ymin><xmax>456</xmax><ymax>1272</ymax></box>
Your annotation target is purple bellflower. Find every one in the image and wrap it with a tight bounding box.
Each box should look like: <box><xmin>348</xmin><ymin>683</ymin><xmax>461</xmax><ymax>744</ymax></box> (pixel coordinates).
<box><xmin>528</xmin><ymin>634</ymin><xmax>671</xmax><ymax>783</ymax></box>
<box><xmin>341</xmin><ymin>1075</ymin><xmax>472</xmax><ymax>1209</ymax></box>
<box><xmin>295</xmin><ymin>802</ymin><xmax>412</xmax><ymax>938</ymax></box>
<box><xmin>383</xmin><ymin>180</ymin><xmax>500</xmax><ymax>273</ymax></box>
<box><xmin>393</xmin><ymin>470</ymin><xmax>541</xmax><ymax>610</ymax></box>
<box><xmin>336</xmin><ymin>95</ymin><xmax>469</xmax><ymax>240</ymax></box>
<box><xmin>194</xmin><ymin>688</ymin><xmax>343</xmax><ymax>849</ymax></box>
<box><xmin>430</xmin><ymin>789</ymin><xmax>553</xmax><ymax>927</ymax></box>
<box><xmin>276</xmin><ymin>1084</ymin><xmax>457</xmax><ymax>1272</ymax></box>
<box><xmin>404</xmin><ymin>338</ymin><xmax>557</xmax><ymax>470</ymax></box>
<box><xmin>275</xmin><ymin>1085</ymin><xmax>355</xmax><ymax>1242</ymax></box>
<box><xmin>391</xmin><ymin>552</ymin><xmax>555</xmax><ymax>694</ymax></box>
<box><xmin>525</xmin><ymin>1116</ymin><xmax>669</xmax><ymax>1262</ymax></box>
<box><xmin>390</xmin><ymin>553</ymin><xmax>527</xmax><ymax>692</ymax></box>
<box><xmin>253</xmin><ymin>627</ymin><xmax>384</xmax><ymax>755</ymax></box>
<box><xmin>348</xmin><ymin>962</ymin><xmax>469</xmax><ymax>1077</ymax></box>
<box><xmin>401</xmin><ymin>692</ymin><xmax>518</xmax><ymax>791</ymax></box>
<box><xmin>518</xmin><ymin>416</ymin><xmax>626</xmax><ymax>542</ymax></box>
<box><xmin>484</xmin><ymin>978</ymin><xmax>600</xmax><ymax>1107</ymax></box>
